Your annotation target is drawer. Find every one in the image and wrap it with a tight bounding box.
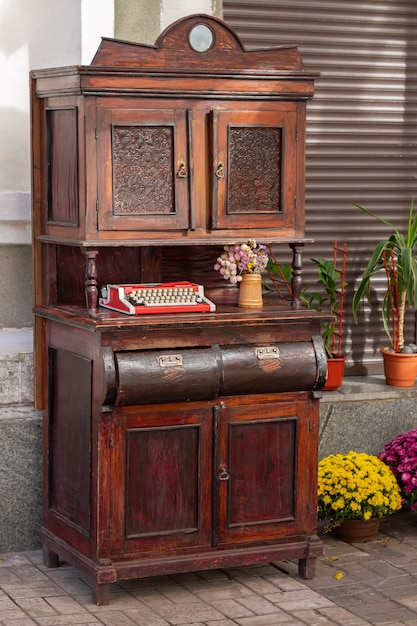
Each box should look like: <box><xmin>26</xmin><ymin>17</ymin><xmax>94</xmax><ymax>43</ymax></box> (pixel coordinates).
<box><xmin>115</xmin><ymin>347</ymin><xmax>220</xmax><ymax>406</ymax></box>
<box><xmin>220</xmin><ymin>341</ymin><xmax>322</xmax><ymax>396</ymax></box>
<box><xmin>110</xmin><ymin>337</ymin><xmax>326</xmax><ymax>406</ymax></box>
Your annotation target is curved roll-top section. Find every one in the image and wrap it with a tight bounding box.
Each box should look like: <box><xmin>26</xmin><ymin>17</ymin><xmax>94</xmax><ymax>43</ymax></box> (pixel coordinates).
<box><xmin>102</xmin><ymin>337</ymin><xmax>327</xmax><ymax>407</ymax></box>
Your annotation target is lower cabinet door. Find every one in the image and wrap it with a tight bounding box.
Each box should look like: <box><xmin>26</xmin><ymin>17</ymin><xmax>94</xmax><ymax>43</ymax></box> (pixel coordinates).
<box><xmin>110</xmin><ymin>405</ymin><xmax>213</xmax><ymax>557</ymax></box>
<box><xmin>109</xmin><ymin>396</ymin><xmax>316</xmax><ymax>560</ymax></box>
<box><xmin>214</xmin><ymin>398</ymin><xmax>313</xmax><ymax>545</ymax></box>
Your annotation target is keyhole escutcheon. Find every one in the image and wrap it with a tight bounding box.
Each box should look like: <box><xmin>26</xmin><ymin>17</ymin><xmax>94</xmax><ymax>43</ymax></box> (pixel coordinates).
<box><xmin>218</xmin><ymin>466</ymin><xmax>230</xmax><ymax>481</ymax></box>
<box><xmin>177</xmin><ymin>161</ymin><xmax>188</xmax><ymax>178</ymax></box>
<box><xmin>215</xmin><ymin>162</ymin><xmax>224</xmax><ymax>178</ymax></box>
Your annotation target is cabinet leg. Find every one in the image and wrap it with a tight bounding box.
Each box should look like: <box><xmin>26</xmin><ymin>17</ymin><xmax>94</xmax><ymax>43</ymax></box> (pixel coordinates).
<box><xmin>92</xmin><ymin>580</ymin><xmax>110</xmax><ymax>606</ymax></box>
<box><xmin>42</xmin><ymin>546</ymin><xmax>59</xmax><ymax>568</ymax></box>
<box><xmin>298</xmin><ymin>556</ymin><xmax>316</xmax><ymax>579</ymax></box>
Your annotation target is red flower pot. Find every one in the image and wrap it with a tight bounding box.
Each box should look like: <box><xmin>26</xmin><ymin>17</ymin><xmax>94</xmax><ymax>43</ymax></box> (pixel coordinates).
<box><xmin>324</xmin><ymin>356</ymin><xmax>346</xmax><ymax>390</ymax></box>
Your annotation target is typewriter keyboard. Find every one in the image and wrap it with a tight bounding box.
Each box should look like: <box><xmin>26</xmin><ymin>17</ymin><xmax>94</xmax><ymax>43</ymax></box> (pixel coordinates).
<box><xmin>99</xmin><ymin>281</ymin><xmax>216</xmax><ymax>315</ymax></box>
<box><xmin>127</xmin><ymin>285</ymin><xmax>202</xmax><ymax>307</ymax></box>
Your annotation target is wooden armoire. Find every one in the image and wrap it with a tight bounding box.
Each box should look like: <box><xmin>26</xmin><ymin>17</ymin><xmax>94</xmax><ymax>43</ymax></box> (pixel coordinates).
<box><xmin>30</xmin><ymin>14</ymin><xmax>328</xmax><ymax>605</ymax></box>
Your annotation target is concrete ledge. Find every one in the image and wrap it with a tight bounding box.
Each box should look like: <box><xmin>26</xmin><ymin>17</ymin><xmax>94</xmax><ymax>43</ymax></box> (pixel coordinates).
<box><xmin>0</xmin><ymin>404</ymin><xmax>42</xmax><ymax>422</ymax></box>
<box><xmin>319</xmin><ymin>375</ymin><xmax>417</xmax><ymax>459</ymax></box>
<box><xmin>0</xmin><ymin>191</ymin><xmax>31</xmax><ymax>244</ymax></box>
<box><xmin>0</xmin><ymin>328</ymin><xmax>33</xmax><ymax>355</ymax></box>
<box><xmin>322</xmin><ymin>374</ymin><xmax>417</xmax><ymax>403</ymax></box>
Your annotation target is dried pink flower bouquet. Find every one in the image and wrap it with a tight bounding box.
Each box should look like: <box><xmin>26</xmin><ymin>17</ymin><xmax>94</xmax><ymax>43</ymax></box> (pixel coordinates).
<box><xmin>214</xmin><ymin>240</ymin><xmax>269</xmax><ymax>285</ymax></box>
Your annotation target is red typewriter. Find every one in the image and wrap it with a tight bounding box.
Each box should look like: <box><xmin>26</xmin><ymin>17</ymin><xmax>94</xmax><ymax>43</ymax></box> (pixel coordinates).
<box><xmin>99</xmin><ymin>281</ymin><xmax>216</xmax><ymax>315</ymax></box>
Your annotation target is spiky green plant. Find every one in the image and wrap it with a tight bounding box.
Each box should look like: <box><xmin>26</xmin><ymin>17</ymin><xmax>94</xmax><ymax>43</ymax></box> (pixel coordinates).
<box><xmin>352</xmin><ymin>199</ymin><xmax>417</xmax><ymax>352</ymax></box>
<box><xmin>305</xmin><ymin>257</ymin><xmax>346</xmax><ymax>358</ymax></box>
<box><xmin>266</xmin><ymin>250</ymin><xmax>346</xmax><ymax>359</ymax></box>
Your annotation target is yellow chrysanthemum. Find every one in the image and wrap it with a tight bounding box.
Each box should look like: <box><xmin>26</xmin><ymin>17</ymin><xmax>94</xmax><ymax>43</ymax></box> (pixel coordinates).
<box><xmin>317</xmin><ymin>451</ymin><xmax>402</xmax><ymax>523</ymax></box>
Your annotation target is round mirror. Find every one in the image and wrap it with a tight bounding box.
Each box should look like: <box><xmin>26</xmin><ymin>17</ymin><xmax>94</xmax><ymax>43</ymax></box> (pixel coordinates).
<box><xmin>188</xmin><ymin>24</ymin><xmax>214</xmax><ymax>53</ymax></box>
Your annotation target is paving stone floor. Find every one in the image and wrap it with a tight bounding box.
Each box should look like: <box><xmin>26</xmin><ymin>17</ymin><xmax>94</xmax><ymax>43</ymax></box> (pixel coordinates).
<box><xmin>2</xmin><ymin>512</ymin><xmax>417</xmax><ymax>626</ymax></box>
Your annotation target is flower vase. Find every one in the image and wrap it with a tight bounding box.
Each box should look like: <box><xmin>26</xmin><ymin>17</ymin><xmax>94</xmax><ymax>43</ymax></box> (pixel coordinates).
<box><xmin>333</xmin><ymin>518</ymin><xmax>380</xmax><ymax>543</ymax></box>
<box><xmin>238</xmin><ymin>273</ymin><xmax>263</xmax><ymax>308</ymax></box>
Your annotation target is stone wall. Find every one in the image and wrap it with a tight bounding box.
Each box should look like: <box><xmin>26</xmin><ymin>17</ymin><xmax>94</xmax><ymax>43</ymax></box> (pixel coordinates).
<box><xmin>0</xmin><ymin>330</ymin><xmax>41</xmax><ymax>553</ymax></box>
<box><xmin>319</xmin><ymin>377</ymin><xmax>417</xmax><ymax>459</ymax></box>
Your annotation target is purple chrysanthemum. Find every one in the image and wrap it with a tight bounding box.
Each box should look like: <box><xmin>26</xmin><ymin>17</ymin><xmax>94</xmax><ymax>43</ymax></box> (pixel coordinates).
<box><xmin>379</xmin><ymin>428</ymin><xmax>417</xmax><ymax>510</ymax></box>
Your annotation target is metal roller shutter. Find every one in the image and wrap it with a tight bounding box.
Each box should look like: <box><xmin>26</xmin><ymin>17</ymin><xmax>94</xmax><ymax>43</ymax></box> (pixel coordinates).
<box><xmin>223</xmin><ymin>0</ymin><xmax>417</xmax><ymax>374</ymax></box>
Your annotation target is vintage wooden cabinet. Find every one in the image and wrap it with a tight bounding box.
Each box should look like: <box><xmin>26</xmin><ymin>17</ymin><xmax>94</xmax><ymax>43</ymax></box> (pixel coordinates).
<box><xmin>31</xmin><ymin>14</ymin><xmax>328</xmax><ymax>605</ymax></box>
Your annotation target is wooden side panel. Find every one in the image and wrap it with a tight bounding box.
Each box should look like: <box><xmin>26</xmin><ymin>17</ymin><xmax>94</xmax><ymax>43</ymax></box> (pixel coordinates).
<box><xmin>48</xmin><ymin>347</ymin><xmax>92</xmax><ymax>533</ymax></box>
<box><xmin>46</xmin><ymin>108</ymin><xmax>78</xmax><ymax>225</ymax></box>
<box><xmin>55</xmin><ymin>245</ymin><xmax>144</xmax><ymax>305</ymax></box>
<box><xmin>31</xmin><ymin>75</ymin><xmax>46</xmax><ymax>409</ymax></box>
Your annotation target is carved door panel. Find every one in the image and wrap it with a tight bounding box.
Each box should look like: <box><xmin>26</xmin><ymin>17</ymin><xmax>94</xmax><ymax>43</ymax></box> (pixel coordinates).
<box><xmin>110</xmin><ymin>406</ymin><xmax>213</xmax><ymax>558</ymax></box>
<box><xmin>211</xmin><ymin>107</ymin><xmax>299</xmax><ymax>231</ymax></box>
<box><xmin>97</xmin><ymin>108</ymin><xmax>190</xmax><ymax>232</ymax></box>
<box><xmin>214</xmin><ymin>399</ymin><xmax>311</xmax><ymax>546</ymax></box>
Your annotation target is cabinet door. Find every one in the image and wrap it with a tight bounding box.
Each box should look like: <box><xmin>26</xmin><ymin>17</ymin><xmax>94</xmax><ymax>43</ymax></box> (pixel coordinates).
<box><xmin>97</xmin><ymin>108</ymin><xmax>190</xmax><ymax>231</ymax></box>
<box><xmin>215</xmin><ymin>399</ymin><xmax>314</xmax><ymax>546</ymax></box>
<box><xmin>212</xmin><ymin>107</ymin><xmax>299</xmax><ymax>231</ymax></box>
<box><xmin>110</xmin><ymin>406</ymin><xmax>212</xmax><ymax>557</ymax></box>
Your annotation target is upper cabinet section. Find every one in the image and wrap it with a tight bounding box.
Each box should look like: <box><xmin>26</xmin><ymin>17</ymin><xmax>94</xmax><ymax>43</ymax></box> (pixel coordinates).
<box><xmin>31</xmin><ymin>14</ymin><xmax>317</xmax><ymax>246</ymax></box>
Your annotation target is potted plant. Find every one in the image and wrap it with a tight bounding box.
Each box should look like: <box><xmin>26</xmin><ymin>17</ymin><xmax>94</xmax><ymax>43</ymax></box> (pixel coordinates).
<box><xmin>352</xmin><ymin>199</ymin><xmax>417</xmax><ymax>386</ymax></box>
<box><xmin>318</xmin><ymin>450</ymin><xmax>402</xmax><ymax>542</ymax></box>
<box><xmin>305</xmin><ymin>247</ymin><xmax>347</xmax><ymax>389</ymax></box>
<box><xmin>379</xmin><ymin>427</ymin><xmax>417</xmax><ymax>511</ymax></box>
<box><xmin>266</xmin><ymin>241</ymin><xmax>347</xmax><ymax>390</ymax></box>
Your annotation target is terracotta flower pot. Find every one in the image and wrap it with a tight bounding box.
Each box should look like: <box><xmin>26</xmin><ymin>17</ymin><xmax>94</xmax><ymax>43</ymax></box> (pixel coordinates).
<box><xmin>324</xmin><ymin>356</ymin><xmax>346</xmax><ymax>390</ymax></box>
<box><xmin>333</xmin><ymin>518</ymin><xmax>380</xmax><ymax>543</ymax></box>
<box><xmin>238</xmin><ymin>273</ymin><xmax>263</xmax><ymax>308</ymax></box>
<box><xmin>381</xmin><ymin>348</ymin><xmax>417</xmax><ymax>387</ymax></box>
